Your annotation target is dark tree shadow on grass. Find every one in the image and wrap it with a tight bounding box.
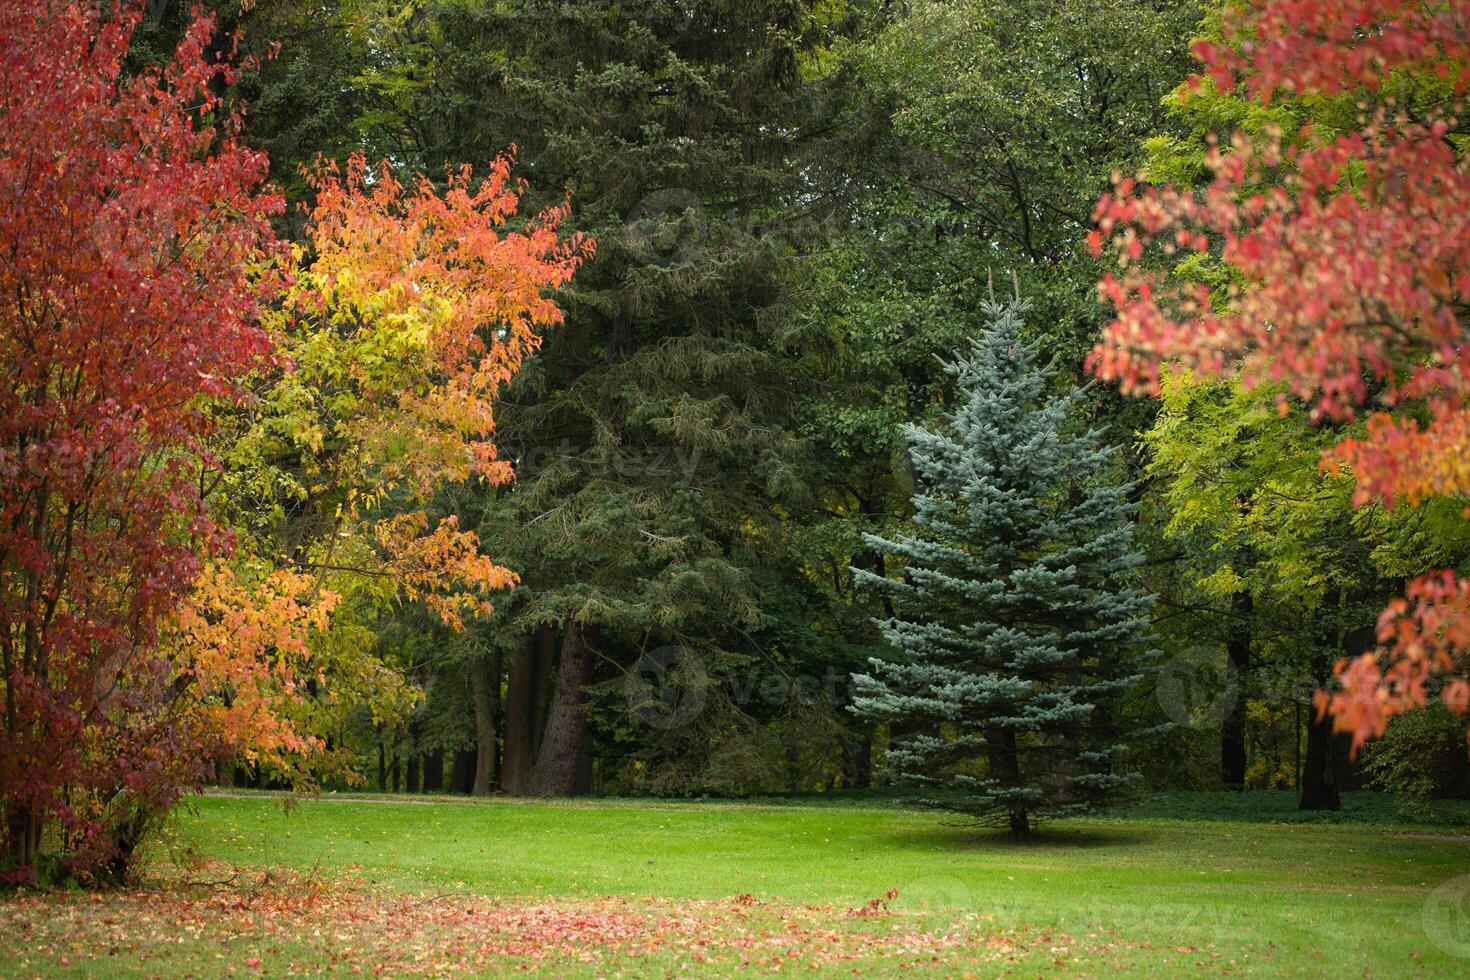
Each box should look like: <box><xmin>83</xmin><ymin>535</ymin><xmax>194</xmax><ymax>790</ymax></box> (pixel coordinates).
<box><xmin>885</xmin><ymin>822</ymin><xmax>1153</xmax><ymax>851</ymax></box>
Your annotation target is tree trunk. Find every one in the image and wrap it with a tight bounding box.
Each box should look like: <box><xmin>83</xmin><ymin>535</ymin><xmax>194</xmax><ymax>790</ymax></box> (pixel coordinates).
<box><xmin>530</xmin><ymin>625</ymin><xmax>555</xmax><ymax>757</ymax></box>
<box><xmin>1299</xmin><ymin>703</ymin><xmax>1341</xmax><ymax>811</ymax></box>
<box><xmin>606</xmin><ymin>312</ymin><xmax>634</xmax><ymax>364</ymax></box>
<box><xmin>501</xmin><ymin>633</ymin><xmax>536</xmax><ymax>793</ymax></box>
<box><xmin>404</xmin><ymin>712</ymin><xmax>423</xmax><ymax>793</ymax></box>
<box><xmin>471</xmin><ymin>651</ymin><xmax>500</xmax><ymax>796</ymax></box>
<box><xmin>5</xmin><ymin>806</ymin><xmax>42</xmax><ymax>875</ymax></box>
<box><xmin>988</xmin><ymin>728</ymin><xmax>1029</xmax><ymax>835</ymax></box>
<box><xmin>574</xmin><ymin>737</ymin><xmax>595</xmax><ymax>796</ymax></box>
<box><xmin>451</xmin><ymin>749</ymin><xmax>476</xmax><ymax>794</ymax></box>
<box><xmin>423</xmin><ymin>749</ymin><xmax>444</xmax><ymax>793</ymax></box>
<box><xmin>528</xmin><ymin>622</ymin><xmax>596</xmax><ymax>796</ymax></box>
<box><xmin>1301</xmin><ymin>623</ymin><xmax>1372</xmax><ymax>811</ymax></box>
<box><xmin>1336</xmin><ymin>735</ymin><xmax>1364</xmax><ymax>791</ymax></box>
<box><xmin>842</xmin><ymin>728</ymin><xmax>873</xmax><ymax>790</ymax></box>
<box><xmin>1221</xmin><ymin>593</ymin><xmax>1252</xmax><ymax>790</ymax></box>
<box><xmin>1293</xmin><ymin>700</ymin><xmax>1302</xmax><ymax>789</ymax></box>
<box><xmin>100</xmin><ymin>799</ymin><xmax>154</xmax><ymax>885</ymax></box>
<box><xmin>855</xmin><ymin>494</ymin><xmax>896</xmax><ymax>621</ymax></box>
<box><xmin>390</xmin><ymin>752</ymin><xmax>401</xmax><ymax>794</ymax></box>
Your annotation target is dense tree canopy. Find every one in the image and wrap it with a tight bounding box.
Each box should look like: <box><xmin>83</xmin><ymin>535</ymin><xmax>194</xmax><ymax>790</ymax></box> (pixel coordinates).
<box><xmin>1089</xmin><ymin>0</ymin><xmax>1470</xmax><ymax>755</ymax></box>
<box><xmin>6</xmin><ymin>0</ymin><xmax>1470</xmax><ymax>883</ymax></box>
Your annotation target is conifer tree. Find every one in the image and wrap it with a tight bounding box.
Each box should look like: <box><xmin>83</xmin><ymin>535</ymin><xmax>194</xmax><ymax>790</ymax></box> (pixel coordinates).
<box><xmin>356</xmin><ymin>0</ymin><xmax>822</xmax><ymax>793</ymax></box>
<box><xmin>851</xmin><ymin>295</ymin><xmax>1154</xmax><ymax>834</ymax></box>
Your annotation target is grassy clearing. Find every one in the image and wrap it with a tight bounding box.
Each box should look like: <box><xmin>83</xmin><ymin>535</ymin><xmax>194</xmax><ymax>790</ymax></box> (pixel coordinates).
<box><xmin>2</xmin><ymin>791</ymin><xmax>1469</xmax><ymax>975</ymax></box>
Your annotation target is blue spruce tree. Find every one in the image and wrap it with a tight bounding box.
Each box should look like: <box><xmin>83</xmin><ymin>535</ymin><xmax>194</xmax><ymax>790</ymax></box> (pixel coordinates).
<box><xmin>851</xmin><ymin>295</ymin><xmax>1154</xmax><ymax>835</ymax></box>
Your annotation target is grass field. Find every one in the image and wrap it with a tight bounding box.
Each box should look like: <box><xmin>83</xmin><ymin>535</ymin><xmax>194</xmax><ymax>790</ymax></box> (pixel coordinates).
<box><xmin>3</xmin><ymin>790</ymin><xmax>1470</xmax><ymax>976</ymax></box>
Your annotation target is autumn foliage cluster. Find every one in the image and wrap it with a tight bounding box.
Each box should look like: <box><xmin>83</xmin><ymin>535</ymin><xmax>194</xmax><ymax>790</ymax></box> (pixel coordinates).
<box><xmin>1088</xmin><ymin>0</ymin><xmax>1470</xmax><ymax>750</ymax></box>
<box><xmin>8</xmin><ymin>0</ymin><xmax>1470</xmax><ymax>885</ymax></box>
<box><xmin>0</xmin><ymin>0</ymin><xmax>585</xmax><ymax>882</ymax></box>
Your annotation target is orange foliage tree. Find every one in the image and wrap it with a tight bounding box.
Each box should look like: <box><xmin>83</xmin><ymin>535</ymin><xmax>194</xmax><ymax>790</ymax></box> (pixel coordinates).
<box><xmin>1087</xmin><ymin>0</ymin><xmax>1470</xmax><ymax>752</ymax></box>
<box><xmin>194</xmin><ymin>152</ymin><xmax>591</xmax><ymax>785</ymax></box>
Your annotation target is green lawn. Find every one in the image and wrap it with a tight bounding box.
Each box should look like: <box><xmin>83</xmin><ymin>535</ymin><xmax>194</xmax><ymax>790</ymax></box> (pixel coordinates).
<box><xmin>4</xmin><ymin>791</ymin><xmax>1470</xmax><ymax>975</ymax></box>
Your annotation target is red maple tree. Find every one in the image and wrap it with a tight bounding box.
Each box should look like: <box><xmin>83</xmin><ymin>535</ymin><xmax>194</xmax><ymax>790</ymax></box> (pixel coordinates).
<box><xmin>2</xmin><ymin>2</ymin><xmax>590</xmax><ymax>882</ymax></box>
<box><xmin>1088</xmin><ymin>1</ymin><xmax>1470</xmax><ymax>750</ymax></box>
<box><xmin>0</xmin><ymin>0</ymin><xmax>284</xmax><ymax>880</ymax></box>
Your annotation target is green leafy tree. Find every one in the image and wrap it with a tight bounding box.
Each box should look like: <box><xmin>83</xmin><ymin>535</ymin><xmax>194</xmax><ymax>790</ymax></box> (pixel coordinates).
<box><xmin>851</xmin><ymin>296</ymin><xmax>1154</xmax><ymax>834</ymax></box>
<box><xmin>825</xmin><ymin>0</ymin><xmax>1202</xmax><ymax>366</ymax></box>
<box><xmin>1140</xmin><ymin>372</ymin><xmax>1470</xmax><ymax>807</ymax></box>
<box><xmin>1141</xmin><ymin>373</ymin><xmax>1374</xmax><ymax>805</ymax></box>
<box><xmin>778</xmin><ymin>0</ymin><xmax>1202</xmax><ymax>788</ymax></box>
<box><xmin>1108</xmin><ymin>0</ymin><xmax>1470</xmax><ymax>806</ymax></box>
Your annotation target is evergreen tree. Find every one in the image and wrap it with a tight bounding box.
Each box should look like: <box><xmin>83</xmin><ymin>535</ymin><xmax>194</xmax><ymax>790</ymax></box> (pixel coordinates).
<box><xmin>780</xmin><ymin>0</ymin><xmax>1201</xmax><ymax>787</ymax></box>
<box><xmin>851</xmin><ymin>295</ymin><xmax>1154</xmax><ymax>834</ymax></box>
<box><xmin>355</xmin><ymin>0</ymin><xmax>827</xmax><ymax>794</ymax></box>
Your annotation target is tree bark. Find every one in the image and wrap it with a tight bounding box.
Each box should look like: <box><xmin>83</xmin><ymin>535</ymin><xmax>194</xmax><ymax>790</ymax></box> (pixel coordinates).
<box><xmin>501</xmin><ymin>633</ymin><xmax>536</xmax><ymax>793</ymax></box>
<box><xmin>988</xmin><ymin>728</ymin><xmax>1029</xmax><ymax>835</ymax></box>
<box><xmin>1299</xmin><ymin>702</ymin><xmax>1341</xmax><ymax>811</ymax></box>
<box><xmin>406</xmin><ymin>710</ymin><xmax>426</xmax><ymax>793</ymax></box>
<box><xmin>5</xmin><ymin>806</ymin><xmax>41</xmax><ymax>874</ymax></box>
<box><xmin>530</xmin><ymin>625</ymin><xmax>555</xmax><ymax>757</ymax></box>
<box><xmin>1300</xmin><ymin>623</ymin><xmax>1372</xmax><ymax>811</ymax></box>
<box><xmin>842</xmin><ymin>728</ymin><xmax>874</xmax><ymax>790</ymax></box>
<box><xmin>856</xmin><ymin>493</ymin><xmax>896</xmax><ymax>621</ymax></box>
<box><xmin>574</xmin><ymin>737</ymin><xmax>595</xmax><ymax>796</ymax></box>
<box><xmin>423</xmin><ymin>749</ymin><xmax>444</xmax><ymax>793</ymax></box>
<box><xmin>100</xmin><ymin>795</ymin><xmax>155</xmax><ymax>885</ymax></box>
<box><xmin>451</xmin><ymin>749</ymin><xmax>476</xmax><ymax>794</ymax></box>
<box><xmin>471</xmin><ymin>651</ymin><xmax>500</xmax><ymax>796</ymax></box>
<box><xmin>1221</xmin><ymin>593</ymin><xmax>1252</xmax><ymax>790</ymax></box>
<box><xmin>528</xmin><ymin>622</ymin><xmax>596</xmax><ymax>796</ymax></box>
